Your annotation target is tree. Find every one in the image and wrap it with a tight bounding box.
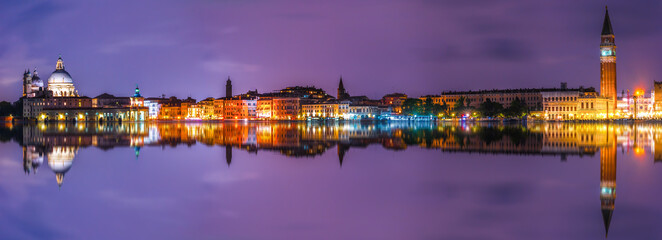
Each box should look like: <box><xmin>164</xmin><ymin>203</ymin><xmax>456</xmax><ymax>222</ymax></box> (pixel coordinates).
<box><xmin>401</xmin><ymin>98</ymin><xmax>423</xmax><ymax>116</ymax></box>
<box><xmin>452</xmin><ymin>96</ymin><xmax>466</xmax><ymax>116</ymax></box>
<box><xmin>504</xmin><ymin>97</ymin><xmax>527</xmax><ymax>118</ymax></box>
<box><xmin>478</xmin><ymin>99</ymin><xmax>504</xmax><ymax>118</ymax></box>
<box><xmin>423</xmin><ymin>97</ymin><xmax>434</xmax><ymax>115</ymax></box>
<box><xmin>0</xmin><ymin>101</ymin><xmax>15</xmax><ymax>116</ymax></box>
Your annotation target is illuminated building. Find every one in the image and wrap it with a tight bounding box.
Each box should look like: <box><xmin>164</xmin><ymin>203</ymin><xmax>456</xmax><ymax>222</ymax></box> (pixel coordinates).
<box><xmin>144</xmin><ymin>98</ymin><xmax>165</xmax><ymax>120</ymax></box>
<box><xmin>224</xmin><ymin>97</ymin><xmax>257</xmax><ymax>119</ymax></box>
<box><xmin>654</xmin><ymin>81</ymin><xmax>662</xmax><ymax>113</ymax></box>
<box><xmin>22</xmin><ymin>68</ymin><xmax>44</xmax><ymax>98</ymax></box>
<box><xmin>257</xmin><ymin>98</ymin><xmax>273</xmax><ymax>119</ymax></box>
<box><xmin>347</xmin><ymin>105</ymin><xmax>379</xmax><ymax>120</ymax></box>
<box><xmin>618</xmin><ymin>90</ymin><xmax>653</xmax><ymax>119</ymax></box>
<box><xmin>130</xmin><ymin>85</ymin><xmax>144</xmax><ymax>107</ymax></box>
<box><xmin>600</xmin><ymin>7</ymin><xmax>617</xmax><ymax>112</ymax></box>
<box><xmin>382</xmin><ymin>93</ymin><xmax>407</xmax><ymax>114</ymax></box>
<box><xmin>272</xmin><ymin>97</ymin><xmax>300</xmax><ymax>120</ymax></box>
<box><xmin>542</xmin><ymin>91</ymin><xmax>580</xmax><ymax>120</ymax></box>
<box><xmin>432</xmin><ymin>87</ymin><xmax>571</xmax><ymax>111</ymax></box>
<box><xmin>47</xmin><ymin>56</ymin><xmax>78</xmax><ymax>97</ymax></box>
<box><xmin>301</xmin><ymin>101</ymin><xmax>349</xmax><ymax>119</ymax></box>
<box><xmin>213</xmin><ymin>98</ymin><xmax>225</xmax><ymax>119</ymax></box>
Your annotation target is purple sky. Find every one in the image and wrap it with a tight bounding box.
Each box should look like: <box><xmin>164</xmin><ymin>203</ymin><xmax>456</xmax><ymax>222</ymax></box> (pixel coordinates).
<box><xmin>1</xmin><ymin>0</ymin><xmax>661</xmax><ymax>101</ymax></box>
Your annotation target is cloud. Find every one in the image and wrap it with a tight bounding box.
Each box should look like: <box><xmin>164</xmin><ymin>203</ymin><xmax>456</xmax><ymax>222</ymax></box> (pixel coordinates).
<box><xmin>480</xmin><ymin>38</ymin><xmax>534</xmax><ymax>62</ymax></box>
<box><xmin>202</xmin><ymin>59</ymin><xmax>260</xmax><ymax>73</ymax></box>
<box><xmin>98</xmin><ymin>189</ymin><xmax>175</xmax><ymax>209</ymax></box>
<box><xmin>99</xmin><ymin>35</ymin><xmax>176</xmax><ymax>54</ymax></box>
<box><xmin>202</xmin><ymin>171</ymin><xmax>259</xmax><ymax>184</ymax></box>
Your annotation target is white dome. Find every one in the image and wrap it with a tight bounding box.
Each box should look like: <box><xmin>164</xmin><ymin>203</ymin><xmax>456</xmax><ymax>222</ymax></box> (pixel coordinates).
<box><xmin>48</xmin><ymin>159</ymin><xmax>73</xmax><ymax>173</ymax></box>
<box><xmin>48</xmin><ymin>69</ymin><xmax>73</xmax><ymax>84</ymax></box>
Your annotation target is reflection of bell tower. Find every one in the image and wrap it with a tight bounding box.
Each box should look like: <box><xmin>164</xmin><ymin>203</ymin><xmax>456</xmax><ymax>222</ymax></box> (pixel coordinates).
<box><xmin>337</xmin><ymin>144</ymin><xmax>349</xmax><ymax>167</ymax></box>
<box><xmin>600</xmin><ymin>6</ymin><xmax>617</xmax><ymax>111</ymax></box>
<box><xmin>600</xmin><ymin>133</ymin><xmax>617</xmax><ymax>237</ymax></box>
<box><xmin>225</xmin><ymin>145</ymin><xmax>232</xmax><ymax>167</ymax></box>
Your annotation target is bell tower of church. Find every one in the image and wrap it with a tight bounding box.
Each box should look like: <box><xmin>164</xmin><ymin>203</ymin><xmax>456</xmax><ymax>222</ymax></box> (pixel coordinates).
<box><xmin>226</xmin><ymin>76</ymin><xmax>233</xmax><ymax>98</ymax></box>
<box><xmin>600</xmin><ymin>6</ymin><xmax>617</xmax><ymax>111</ymax></box>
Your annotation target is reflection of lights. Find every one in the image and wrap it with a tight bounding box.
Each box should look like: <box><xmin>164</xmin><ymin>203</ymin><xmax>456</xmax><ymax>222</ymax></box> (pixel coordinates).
<box><xmin>634</xmin><ymin>147</ymin><xmax>645</xmax><ymax>156</ymax></box>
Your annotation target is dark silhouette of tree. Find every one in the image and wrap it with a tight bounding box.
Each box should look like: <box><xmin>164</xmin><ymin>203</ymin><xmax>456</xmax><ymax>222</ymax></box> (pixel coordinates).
<box><xmin>478</xmin><ymin>99</ymin><xmax>504</xmax><ymax>118</ymax></box>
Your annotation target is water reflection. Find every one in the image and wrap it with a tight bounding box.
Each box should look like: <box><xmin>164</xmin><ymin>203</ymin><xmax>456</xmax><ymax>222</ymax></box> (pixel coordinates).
<box><xmin>3</xmin><ymin>121</ymin><xmax>662</xmax><ymax>238</ymax></box>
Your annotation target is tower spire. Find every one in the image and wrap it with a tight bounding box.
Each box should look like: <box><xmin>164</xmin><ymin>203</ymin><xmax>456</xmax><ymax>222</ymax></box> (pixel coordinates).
<box><xmin>602</xmin><ymin>6</ymin><xmax>614</xmax><ymax>35</ymax></box>
<box><xmin>55</xmin><ymin>55</ymin><xmax>65</xmax><ymax>70</ymax></box>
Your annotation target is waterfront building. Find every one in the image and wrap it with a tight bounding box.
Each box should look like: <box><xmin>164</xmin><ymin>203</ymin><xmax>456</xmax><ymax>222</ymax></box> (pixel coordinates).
<box><xmin>93</xmin><ymin>93</ymin><xmax>129</xmax><ymax>108</ymax></box>
<box><xmin>655</xmin><ymin>81</ymin><xmax>662</xmax><ymax>113</ymax></box>
<box><xmin>347</xmin><ymin>105</ymin><xmax>380</xmax><ymax>120</ymax></box>
<box><xmin>542</xmin><ymin>89</ymin><xmax>613</xmax><ymax>120</ymax></box>
<box><xmin>130</xmin><ymin>86</ymin><xmax>144</xmax><ymax>107</ymax></box>
<box><xmin>224</xmin><ymin>97</ymin><xmax>257</xmax><ymax>120</ymax></box>
<box><xmin>187</xmin><ymin>103</ymin><xmax>202</xmax><ymax>119</ymax></box>
<box><xmin>382</xmin><ymin>93</ymin><xmax>407</xmax><ymax>114</ymax></box>
<box><xmin>272</xmin><ymin>97</ymin><xmax>300</xmax><ymax>120</ymax></box>
<box><xmin>542</xmin><ymin>91</ymin><xmax>580</xmax><ymax>120</ymax></box>
<box><xmin>257</xmin><ymin>98</ymin><xmax>273</xmax><ymax>119</ymax></box>
<box><xmin>432</xmin><ymin>87</ymin><xmax>575</xmax><ymax>112</ymax></box>
<box><xmin>159</xmin><ymin>98</ymin><xmax>184</xmax><ymax>120</ymax></box>
<box><xmin>213</xmin><ymin>98</ymin><xmax>225</xmax><ymax>119</ymax></box>
<box><xmin>301</xmin><ymin>100</ymin><xmax>349</xmax><ymax>119</ymax></box>
<box><xmin>144</xmin><ymin>97</ymin><xmax>168</xmax><ymax>120</ymax></box>
<box><xmin>23</xmin><ymin>96</ymin><xmax>94</xmax><ymax>119</ymax></box>
<box><xmin>617</xmin><ymin>90</ymin><xmax>654</xmax><ymax>119</ymax></box>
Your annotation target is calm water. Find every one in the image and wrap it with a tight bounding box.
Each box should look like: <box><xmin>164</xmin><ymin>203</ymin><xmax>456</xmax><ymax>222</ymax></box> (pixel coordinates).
<box><xmin>1</xmin><ymin>122</ymin><xmax>662</xmax><ymax>240</ymax></box>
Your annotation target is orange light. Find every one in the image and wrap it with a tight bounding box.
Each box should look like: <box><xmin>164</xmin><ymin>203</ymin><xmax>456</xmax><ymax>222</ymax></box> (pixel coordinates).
<box><xmin>634</xmin><ymin>147</ymin><xmax>645</xmax><ymax>156</ymax></box>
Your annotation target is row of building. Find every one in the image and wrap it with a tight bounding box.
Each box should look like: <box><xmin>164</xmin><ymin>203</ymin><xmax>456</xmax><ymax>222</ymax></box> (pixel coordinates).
<box><xmin>20</xmin><ymin>58</ymin><xmax>408</xmax><ymax>121</ymax></box>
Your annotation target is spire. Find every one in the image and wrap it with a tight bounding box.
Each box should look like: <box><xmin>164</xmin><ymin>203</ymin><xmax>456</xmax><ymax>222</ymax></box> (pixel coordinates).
<box><xmin>339</xmin><ymin>75</ymin><xmax>344</xmax><ymax>89</ymax></box>
<box><xmin>55</xmin><ymin>172</ymin><xmax>64</xmax><ymax>187</ymax></box>
<box><xmin>602</xmin><ymin>209</ymin><xmax>613</xmax><ymax>237</ymax></box>
<box><xmin>55</xmin><ymin>55</ymin><xmax>65</xmax><ymax>70</ymax></box>
<box><xmin>602</xmin><ymin>6</ymin><xmax>614</xmax><ymax>35</ymax></box>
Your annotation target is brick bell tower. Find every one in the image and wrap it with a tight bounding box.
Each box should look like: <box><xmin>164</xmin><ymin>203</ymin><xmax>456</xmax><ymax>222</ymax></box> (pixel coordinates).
<box><xmin>600</xmin><ymin>6</ymin><xmax>617</xmax><ymax>111</ymax></box>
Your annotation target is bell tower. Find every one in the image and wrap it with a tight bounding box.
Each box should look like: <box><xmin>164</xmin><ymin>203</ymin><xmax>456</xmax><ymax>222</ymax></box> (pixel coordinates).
<box><xmin>225</xmin><ymin>76</ymin><xmax>233</xmax><ymax>98</ymax></box>
<box><xmin>600</xmin><ymin>6</ymin><xmax>617</xmax><ymax>111</ymax></box>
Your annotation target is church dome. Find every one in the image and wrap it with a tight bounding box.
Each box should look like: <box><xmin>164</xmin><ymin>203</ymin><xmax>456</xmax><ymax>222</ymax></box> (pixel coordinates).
<box><xmin>48</xmin><ymin>70</ymin><xmax>73</xmax><ymax>84</ymax></box>
<box><xmin>47</xmin><ymin>56</ymin><xmax>73</xmax><ymax>84</ymax></box>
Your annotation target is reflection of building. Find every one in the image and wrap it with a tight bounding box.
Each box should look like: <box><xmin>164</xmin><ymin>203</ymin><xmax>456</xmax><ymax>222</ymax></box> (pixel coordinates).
<box><xmin>600</xmin><ymin>129</ymin><xmax>617</xmax><ymax>237</ymax></box>
<box><xmin>47</xmin><ymin>146</ymin><xmax>77</xmax><ymax>187</ymax></box>
<box><xmin>22</xmin><ymin>146</ymin><xmax>44</xmax><ymax>174</ymax></box>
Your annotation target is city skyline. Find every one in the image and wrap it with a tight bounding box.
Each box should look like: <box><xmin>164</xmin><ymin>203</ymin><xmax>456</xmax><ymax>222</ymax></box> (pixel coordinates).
<box><xmin>2</xmin><ymin>1</ymin><xmax>662</xmax><ymax>101</ymax></box>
